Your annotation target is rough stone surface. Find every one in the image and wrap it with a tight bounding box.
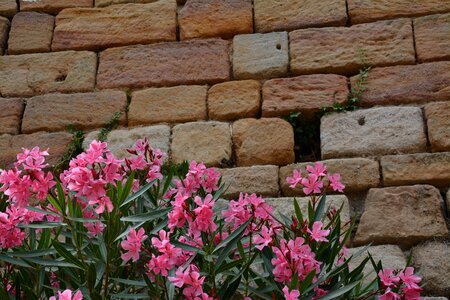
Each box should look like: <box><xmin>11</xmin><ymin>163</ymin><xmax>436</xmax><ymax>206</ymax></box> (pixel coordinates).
<box><xmin>171</xmin><ymin>122</ymin><xmax>232</xmax><ymax>167</ymax></box>
<box><xmin>415</xmin><ymin>13</ymin><xmax>450</xmax><ymax>63</ymax></box>
<box><xmin>97</xmin><ymin>39</ymin><xmax>230</xmax><ymax>89</ymax></box>
<box><xmin>8</xmin><ymin>12</ymin><xmax>54</xmax><ymax>55</ymax></box>
<box><xmin>0</xmin><ymin>98</ymin><xmax>24</xmax><ymax>135</ymax></box>
<box><xmin>348</xmin><ymin>245</ymin><xmax>406</xmax><ymax>284</ymax></box>
<box><xmin>219</xmin><ymin>165</ymin><xmax>279</xmax><ymax>199</ymax></box>
<box><xmin>179</xmin><ymin>0</ymin><xmax>252</xmax><ymax>39</ymax></box>
<box><xmin>254</xmin><ymin>0</ymin><xmax>347</xmax><ymax>32</ymax></box>
<box><xmin>425</xmin><ymin>102</ymin><xmax>450</xmax><ymax>152</ymax></box>
<box><xmin>208</xmin><ymin>80</ymin><xmax>260</xmax><ymax>121</ymax></box>
<box><xmin>19</xmin><ymin>0</ymin><xmax>93</xmax><ymax>14</ymax></box>
<box><xmin>0</xmin><ymin>16</ymin><xmax>8</xmax><ymax>55</ymax></box>
<box><xmin>233</xmin><ymin>118</ymin><xmax>294</xmax><ymax>166</ymax></box>
<box><xmin>413</xmin><ymin>242</ymin><xmax>450</xmax><ymax>297</ymax></box>
<box><xmin>351</xmin><ymin>62</ymin><xmax>450</xmax><ymax>106</ymax></box>
<box><xmin>0</xmin><ymin>0</ymin><xmax>16</xmax><ymax>17</ymax></box>
<box><xmin>129</xmin><ymin>85</ymin><xmax>207</xmax><ymax>126</ymax></box>
<box><xmin>262</xmin><ymin>74</ymin><xmax>349</xmax><ymax>118</ymax></box>
<box><xmin>279</xmin><ymin>158</ymin><xmax>380</xmax><ymax>196</ymax></box>
<box><xmin>321</xmin><ymin>106</ymin><xmax>427</xmax><ymax>159</ymax></box>
<box><xmin>52</xmin><ymin>2</ymin><xmax>176</xmax><ymax>51</ymax></box>
<box><xmin>348</xmin><ymin>0</ymin><xmax>450</xmax><ymax>24</ymax></box>
<box><xmin>381</xmin><ymin>152</ymin><xmax>450</xmax><ymax>187</ymax></box>
<box><xmin>289</xmin><ymin>19</ymin><xmax>415</xmax><ymax>75</ymax></box>
<box><xmin>22</xmin><ymin>91</ymin><xmax>127</xmax><ymax>133</ymax></box>
<box><xmin>0</xmin><ymin>51</ymin><xmax>97</xmax><ymax>97</ymax></box>
<box><xmin>264</xmin><ymin>195</ymin><xmax>350</xmax><ymax>225</ymax></box>
<box><xmin>0</xmin><ymin>132</ymin><xmax>72</xmax><ymax>168</ymax></box>
<box><xmin>233</xmin><ymin>32</ymin><xmax>289</xmax><ymax>80</ymax></box>
<box><xmin>354</xmin><ymin>185</ymin><xmax>448</xmax><ymax>248</ymax></box>
<box><xmin>95</xmin><ymin>0</ymin><xmax>157</xmax><ymax>7</ymax></box>
<box><xmin>84</xmin><ymin>125</ymin><xmax>170</xmax><ymax>159</ymax></box>
<box><xmin>447</xmin><ymin>188</ymin><xmax>450</xmax><ymax>215</ymax></box>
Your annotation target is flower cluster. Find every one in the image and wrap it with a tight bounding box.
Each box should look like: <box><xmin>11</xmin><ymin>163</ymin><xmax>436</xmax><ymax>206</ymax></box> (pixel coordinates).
<box><xmin>49</xmin><ymin>289</ymin><xmax>83</xmax><ymax>300</ymax></box>
<box><xmin>378</xmin><ymin>267</ymin><xmax>422</xmax><ymax>300</ymax></box>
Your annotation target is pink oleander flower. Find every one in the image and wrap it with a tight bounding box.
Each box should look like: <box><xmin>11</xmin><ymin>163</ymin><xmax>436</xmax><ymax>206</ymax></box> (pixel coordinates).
<box><xmin>327</xmin><ymin>173</ymin><xmax>345</xmax><ymax>192</ymax></box>
<box><xmin>253</xmin><ymin>225</ymin><xmax>273</xmax><ymax>250</ymax></box>
<box><xmin>403</xmin><ymin>287</ymin><xmax>421</xmax><ymax>300</ymax></box>
<box><xmin>399</xmin><ymin>267</ymin><xmax>421</xmax><ymax>290</ymax></box>
<box><xmin>286</xmin><ymin>170</ymin><xmax>302</xmax><ymax>188</ymax></box>
<box><xmin>306</xmin><ymin>162</ymin><xmax>327</xmax><ymax>177</ymax></box>
<box><xmin>169</xmin><ymin>265</ymin><xmax>206</xmax><ymax>299</ymax></box>
<box><xmin>192</xmin><ymin>194</ymin><xmax>217</xmax><ymax>234</ymax></box>
<box><xmin>379</xmin><ymin>288</ymin><xmax>400</xmax><ymax>300</ymax></box>
<box><xmin>378</xmin><ymin>269</ymin><xmax>400</xmax><ymax>288</ymax></box>
<box><xmin>121</xmin><ymin>227</ymin><xmax>147</xmax><ymax>263</ymax></box>
<box><xmin>282</xmin><ymin>286</ymin><xmax>300</xmax><ymax>300</ymax></box>
<box><xmin>301</xmin><ymin>174</ymin><xmax>323</xmax><ymax>195</ymax></box>
<box><xmin>49</xmin><ymin>289</ymin><xmax>83</xmax><ymax>300</ymax></box>
<box><xmin>307</xmin><ymin>221</ymin><xmax>330</xmax><ymax>242</ymax></box>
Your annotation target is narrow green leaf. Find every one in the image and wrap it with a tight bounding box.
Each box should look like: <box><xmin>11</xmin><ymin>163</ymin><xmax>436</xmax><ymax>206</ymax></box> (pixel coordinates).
<box><xmin>8</xmin><ymin>249</ymin><xmax>56</xmax><ymax>258</ymax></box>
<box><xmin>121</xmin><ymin>179</ymin><xmax>157</xmax><ymax>207</ymax></box>
<box><xmin>111</xmin><ymin>278</ymin><xmax>147</xmax><ymax>287</ymax></box>
<box><xmin>0</xmin><ymin>254</ymin><xmax>31</xmax><ymax>268</ymax></box>
<box><xmin>120</xmin><ymin>207</ymin><xmax>171</xmax><ymax>223</ymax></box>
<box><xmin>52</xmin><ymin>240</ymin><xmax>85</xmax><ymax>269</ymax></box>
<box><xmin>213</xmin><ymin>219</ymin><xmax>251</xmax><ymax>253</ymax></box>
<box><xmin>314</xmin><ymin>194</ymin><xmax>327</xmax><ymax>222</ymax></box>
<box><xmin>171</xmin><ymin>240</ymin><xmax>205</xmax><ymax>255</ymax></box>
<box><xmin>18</xmin><ymin>222</ymin><xmax>67</xmax><ymax>229</ymax></box>
<box><xmin>316</xmin><ymin>281</ymin><xmax>359</xmax><ymax>300</ymax></box>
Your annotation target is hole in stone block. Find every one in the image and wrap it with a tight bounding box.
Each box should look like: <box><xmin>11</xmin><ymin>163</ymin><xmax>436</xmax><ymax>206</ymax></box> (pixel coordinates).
<box><xmin>276</xmin><ymin>43</ymin><xmax>281</xmax><ymax>50</ymax></box>
<box><xmin>358</xmin><ymin>116</ymin><xmax>365</xmax><ymax>126</ymax></box>
<box><xmin>55</xmin><ymin>73</ymin><xmax>67</xmax><ymax>82</ymax></box>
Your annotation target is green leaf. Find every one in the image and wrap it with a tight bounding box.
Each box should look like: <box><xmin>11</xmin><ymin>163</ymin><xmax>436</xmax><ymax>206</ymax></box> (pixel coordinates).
<box><xmin>120</xmin><ymin>207</ymin><xmax>171</xmax><ymax>223</ymax></box>
<box><xmin>216</xmin><ymin>258</ymin><xmax>245</xmax><ymax>274</ymax></box>
<box><xmin>0</xmin><ymin>253</ymin><xmax>31</xmax><ymax>268</ymax></box>
<box><xmin>118</xmin><ymin>172</ymin><xmax>135</xmax><ymax>205</ymax></box>
<box><xmin>111</xmin><ymin>278</ymin><xmax>147</xmax><ymax>287</ymax></box>
<box><xmin>18</xmin><ymin>222</ymin><xmax>66</xmax><ymax>229</ymax></box>
<box><xmin>111</xmin><ymin>293</ymin><xmax>151</xmax><ymax>299</ymax></box>
<box><xmin>52</xmin><ymin>240</ymin><xmax>85</xmax><ymax>269</ymax></box>
<box><xmin>316</xmin><ymin>281</ymin><xmax>360</xmax><ymax>300</ymax></box>
<box><xmin>171</xmin><ymin>240</ymin><xmax>206</xmax><ymax>255</ymax></box>
<box><xmin>8</xmin><ymin>249</ymin><xmax>56</xmax><ymax>258</ymax></box>
<box><xmin>25</xmin><ymin>206</ymin><xmax>60</xmax><ymax>217</ymax></box>
<box><xmin>314</xmin><ymin>194</ymin><xmax>327</xmax><ymax>222</ymax></box>
<box><xmin>213</xmin><ymin>219</ymin><xmax>251</xmax><ymax>253</ymax></box>
<box><xmin>293</xmin><ymin>198</ymin><xmax>304</xmax><ymax>224</ymax></box>
<box><xmin>121</xmin><ymin>179</ymin><xmax>157</xmax><ymax>207</ymax></box>
<box><xmin>25</xmin><ymin>257</ymin><xmax>81</xmax><ymax>269</ymax></box>
<box><xmin>215</xmin><ymin>226</ymin><xmax>247</xmax><ymax>271</ymax></box>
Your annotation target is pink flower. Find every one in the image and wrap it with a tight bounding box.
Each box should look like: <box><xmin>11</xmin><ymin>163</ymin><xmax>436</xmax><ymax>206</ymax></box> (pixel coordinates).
<box><xmin>399</xmin><ymin>267</ymin><xmax>421</xmax><ymax>290</ymax></box>
<box><xmin>49</xmin><ymin>290</ymin><xmax>83</xmax><ymax>300</ymax></box>
<box><xmin>379</xmin><ymin>288</ymin><xmax>400</xmax><ymax>300</ymax></box>
<box><xmin>301</xmin><ymin>174</ymin><xmax>323</xmax><ymax>195</ymax></box>
<box><xmin>307</xmin><ymin>221</ymin><xmax>330</xmax><ymax>242</ymax></box>
<box><xmin>253</xmin><ymin>225</ymin><xmax>273</xmax><ymax>250</ymax></box>
<box><xmin>328</xmin><ymin>173</ymin><xmax>345</xmax><ymax>192</ymax></box>
<box><xmin>378</xmin><ymin>269</ymin><xmax>400</xmax><ymax>288</ymax></box>
<box><xmin>306</xmin><ymin>162</ymin><xmax>327</xmax><ymax>177</ymax></box>
<box><xmin>282</xmin><ymin>286</ymin><xmax>300</xmax><ymax>300</ymax></box>
<box><xmin>403</xmin><ymin>286</ymin><xmax>421</xmax><ymax>300</ymax></box>
<box><xmin>121</xmin><ymin>227</ymin><xmax>147</xmax><ymax>263</ymax></box>
<box><xmin>286</xmin><ymin>170</ymin><xmax>302</xmax><ymax>188</ymax></box>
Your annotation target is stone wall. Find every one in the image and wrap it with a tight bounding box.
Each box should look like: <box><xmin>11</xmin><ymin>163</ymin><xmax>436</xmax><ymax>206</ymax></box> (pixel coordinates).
<box><xmin>0</xmin><ymin>0</ymin><xmax>449</xmax><ymax>297</ymax></box>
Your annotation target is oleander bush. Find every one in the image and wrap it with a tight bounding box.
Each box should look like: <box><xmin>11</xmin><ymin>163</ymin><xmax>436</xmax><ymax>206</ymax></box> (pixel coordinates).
<box><xmin>0</xmin><ymin>139</ymin><xmax>422</xmax><ymax>300</ymax></box>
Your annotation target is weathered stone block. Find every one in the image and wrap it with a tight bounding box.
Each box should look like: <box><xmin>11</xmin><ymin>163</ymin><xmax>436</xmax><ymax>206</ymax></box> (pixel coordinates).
<box><xmin>95</xmin><ymin>0</ymin><xmax>157</xmax><ymax>7</ymax></box>
<box><xmin>0</xmin><ymin>51</ymin><xmax>97</xmax><ymax>97</ymax></box>
<box><xmin>129</xmin><ymin>85</ymin><xmax>207</xmax><ymax>126</ymax></box>
<box><xmin>8</xmin><ymin>12</ymin><xmax>54</xmax><ymax>55</ymax></box>
<box><xmin>413</xmin><ymin>242</ymin><xmax>450</xmax><ymax>297</ymax></box>
<box><xmin>354</xmin><ymin>185</ymin><xmax>448</xmax><ymax>248</ymax></box>
<box><xmin>254</xmin><ymin>0</ymin><xmax>347</xmax><ymax>32</ymax></box>
<box><xmin>290</xmin><ymin>19</ymin><xmax>415</xmax><ymax>75</ymax></box>
<box><xmin>0</xmin><ymin>16</ymin><xmax>8</xmax><ymax>55</ymax></box>
<box><xmin>415</xmin><ymin>13</ymin><xmax>450</xmax><ymax>63</ymax></box>
<box><xmin>262</xmin><ymin>74</ymin><xmax>349</xmax><ymax>118</ymax></box>
<box><xmin>219</xmin><ymin>165</ymin><xmax>279</xmax><ymax>199</ymax></box>
<box><xmin>351</xmin><ymin>62</ymin><xmax>450</xmax><ymax>106</ymax></box>
<box><xmin>52</xmin><ymin>2</ymin><xmax>176</xmax><ymax>51</ymax></box>
<box><xmin>171</xmin><ymin>122</ymin><xmax>232</xmax><ymax>167</ymax></box>
<box><xmin>279</xmin><ymin>158</ymin><xmax>380</xmax><ymax>196</ymax></box>
<box><xmin>233</xmin><ymin>118</ymin><xmax>294</xmax><ymax>166</ymax></box>
<box><xmin>321</xmin><ymin>106</ymin><xmax>427</xmax><ymax>159</ymax></box>
<box><xmin>381</xmin><ymin>152</ymin><xmax>450</xmax><ymax>187</ymax></box>
<box><xmin>208</xmin><ymin>80</ymin><xmax>260</xmax><ymax>121</ymax></box>
<box><xmin>22</xmin><ymin>91</ymin><xmax>127</xmax><ymax>133</ymax></box>
<box><xmin>19</xmin><ymin>0</ymin><xmax>93</xmax><ymax>14</ymax></box>
<box><xmin>425</xmin><ymin>102</ymin><xmax>450</xmax><ymax>152</ymax></box>
<box><xmin>0</xmin><ymin>98</ymin><xmax>24</xmax><ymax>135</ymax></box>
<box><xmin>0</xmin><ymin>0</ymin><xmax>17</xmax><ymax>18</ymax></box>
<box><xmin>179</xmin><ymin>0</ymin><xmax>252</xmax><ymax>39</ymax></box>
<box><xmin>97</xmin><ymin>39</ymin><xmax>230</xmax><ymax>89</ymax></box>
<box><xmin>348</xmin><ymin>0</ymin><xmax>450</xmax><ymax>24</ymax></box>
<box><xmin>233</xmin><ymin>32</ymin><xmax>289</xmax><ymax>80</ymax></box>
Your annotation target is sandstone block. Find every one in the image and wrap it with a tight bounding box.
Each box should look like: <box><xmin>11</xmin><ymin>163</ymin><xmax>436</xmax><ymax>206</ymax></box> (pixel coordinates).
<box><xmin>0</xmin><ymin>132</ymin><xmax>72</xmax><ymax>168</ymax></box>
<box><xmin>129</xmin><ymin>85</ymin><xmax>207</xmax><ymax>126</ymax></box>
<box><xmin>233</xmin><ymin>118</ymin><xmax>294</xmax><ymax>166</ymax></box>
<box><xmin>254</xmin><ymin>0</ymin><xmax>347</xmax><ymax>32</ymax></box>
<box><xmin>348</xmin><ymin>0</ymin><xmax>450</xmax><ymax>24</ymax></box>
<box><xmin>415</xmin><ymin>13</ymin><xmax>450</xmax><ymax>63</ymax></box>
<box><xmin>22</xmin><ymin>91</ymin><xmax>127</xmax><ymax>133</ymax></box>
<box><xmin>381</xmin><ymin>152</ymin><xmax>450</xmax><ymax>187</ymax></box>
<box><xmin>0</xmin><ymin>51</ymin><xmax>97</xmax><ymax>97</ymax></box>
<box><xmin>96</xmin><ymin>0</ymin><xmax>157</xmax><ymax>7</ymax></box>
<box><xmin>0</xmin><ymin>98</ymin><xmax>24</xmax><ymax>135</ymax></box>
<box><xmin>97</xmin><ymin>39</ymin><xmax>230</xmax><ymax>89</ymax></box>
<box><xmin>171</xmin><ymin>122</ymin><xmax>232</xmax><ymax>167</ymax></box>
<box><xmin>52</xmin><ymin>2</ymin><xmax>176</xmax><ymax>51</ymax></box>
<box><xmin>0</xmin><ymin>0</ymin><xmax>16</xmax><ymax>18</ymax></box>
<box><xmin>290</xmin><ymin>19</ymin><xmax>415</xmax><ymax>75</ymax></box>
<box><xmin>0</xmin><ymin>16</ymin><xmax>8</xmax><ymax>55</ymax></box>
<box><xmin>8</xmin><ymin>12</ymin><xmax>54</xmax><ymax>55</ymax></box>
<box><xmin>219</xmin><ymin>165</ymin><xmax>279</xmax><ymax>199</ymax></box>
<box><xmin>264</xmin><ymin>195</ymin><xmax>350</xmax><ymax>225</ymax></box>
<box><xmin>262</xmin><ymin>74</ymin><xmax>349</xmax><ymax>118</ymax></box>
<box><xmin>84</xmin><ymin>125</ymin><xmax>171</xmax><ymax>159</ymax></box>
<box><xmin>425</xmin><ymin>102</ymin><xmax>450</xmax><ymax>152</ymax></box>
<box><xmin>413</xmin><ymin>242</ymin><xmax>450</xmax><ymax>297</ymax></box>
<box><xmin>351</xmin><ymin>62</ymin><xmax>450</xmax><ymax>106</ymax></box>
<box><xmin>208</xmin><ymin>80</ymin><xmax>260</xmax><ymax>121</ymax></box>
<box><xmin>233</xmin><ymin>32</ymin><xmax>289</xmax><ymax>80</ymax></box>
<box><xmin>179</xmin><ymin>0</ymin><xmax>252</xmax><ymax>39</ymax></box>
<box><xmin>279</xmin><ymin>158</ymin><xmax>380</xmax><ymax>196</ymax></box>
<box><xmin>19</xmin><ymin>0</ymin><xmax>93</xmax><ymax>14</ymax></box>
<box><xmin>354</xmin><ymin>185</ymin><xmax>448</xmax><ymax>248</ymax></box>
<box><xmin>321</xmin><ymin>106</ymin><xmax>427</xmax><ymax>159</ymax></box>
